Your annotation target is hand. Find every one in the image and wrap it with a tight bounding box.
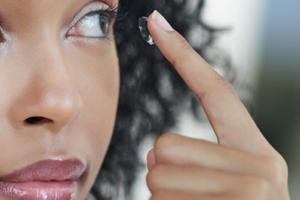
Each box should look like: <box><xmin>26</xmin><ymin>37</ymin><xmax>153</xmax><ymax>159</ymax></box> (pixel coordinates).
<box><xmin>145</xmin><ymin>10</ymin><xmax>290</xmax><ymax>200</ymax></box>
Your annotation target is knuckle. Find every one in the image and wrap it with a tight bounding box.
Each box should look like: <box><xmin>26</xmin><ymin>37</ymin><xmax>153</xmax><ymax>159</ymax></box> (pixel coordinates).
<box><xmin>213</xmin><ymin>74</ymin><xmax>233</xmax><ymax>93</ymax></box>
<box><xmin>254</xmin><ymin>176</ymin><xmax>270</xmax><ymax>191</ymax></box>
<box><xmin>242</xmin><ymin>176</ymin><xmax>270</xmax><ymax>199</ymax></box>
<box><xmin>154</xmin><ymin>133</ymin><xmax>179</xmax><ymax>162</ymax></box>
<box><xmin>150</xmin><ymin>190</ymin><xmax>168</xmax><ymax>200</ymax></box>
<box><xmin>264</xmin><ymin>155</ymin><xmax>289</xmax><ymax>185</ymax></box>
<box><xmin>196</xmin><ymin>73</ymin><xmax>233</xmax><ymax>100</ymax></box>
<box><xmin>155</xmin><ymin>133</ymin><xmax>177</xmax><ymax>148</ymax></box>
<box><xmin>216</xmin><ymin>74</ymin><xmax>233</xmax><ymax>90</ymax></box>
<box><xmin>146</xmin><ymin>165</ymin><xmax>167</xmax><ymax>191</ymax></box>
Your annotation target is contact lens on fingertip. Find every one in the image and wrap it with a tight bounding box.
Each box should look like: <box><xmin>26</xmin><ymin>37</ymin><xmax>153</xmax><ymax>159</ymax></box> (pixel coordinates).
<box><xmin>138</xmin><ymin>16</ymin><xmax>155</xmax><ymax>45</ymax></box>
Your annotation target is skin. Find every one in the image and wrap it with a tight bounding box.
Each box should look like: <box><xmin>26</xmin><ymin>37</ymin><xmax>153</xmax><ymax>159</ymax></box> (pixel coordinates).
<box><xmin>0</xmin><ymin>1</ymin><xmax>291</xmax><ymax>200</ymax></box>
<box><xmin>145</xmin><ymin>11</ymin><xmax>290</xmax><ymax>200</ymax></box>
<box><xmin>0</xmin><ymin>0</ymin><xmax>119</xmax><ymax>199</ymax></box>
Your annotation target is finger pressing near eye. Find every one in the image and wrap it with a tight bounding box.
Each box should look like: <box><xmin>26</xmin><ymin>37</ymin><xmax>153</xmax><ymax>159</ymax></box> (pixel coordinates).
<box><xmin>147</xmin><ymin>10</ymin><xmax>273</xmax><ymax>154</ymax></box>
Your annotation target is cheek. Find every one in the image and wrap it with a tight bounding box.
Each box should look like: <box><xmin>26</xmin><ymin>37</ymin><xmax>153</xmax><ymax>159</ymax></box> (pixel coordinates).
<box><xmin>0</xmin><ymin>38</ymin><xmax>120</xmax><ymax>197</ymax></box>
<box><xmin>63</xmin><ymin>41</ymin><xmax>120</xmax><ymax>186</ymax></box>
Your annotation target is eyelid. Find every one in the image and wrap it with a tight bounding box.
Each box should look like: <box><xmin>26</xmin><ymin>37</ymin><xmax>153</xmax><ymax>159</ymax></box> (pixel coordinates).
<box><xmin>69</xmin><ymin>1</ymin><xmax>110</xmax><ymax>29</ymax></box>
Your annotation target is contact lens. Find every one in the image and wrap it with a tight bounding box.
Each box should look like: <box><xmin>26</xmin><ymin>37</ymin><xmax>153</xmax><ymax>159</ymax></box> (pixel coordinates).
<box><xmin>138</xmin><ymin>16</ymin><xmax>155</xmax><ymax>45</ymax></box>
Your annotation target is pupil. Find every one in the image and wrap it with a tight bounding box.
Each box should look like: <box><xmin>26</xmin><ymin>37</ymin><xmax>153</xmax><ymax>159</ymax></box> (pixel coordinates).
<box><xmin>138</xmin><ymin>16</ymin><xmax>154</xmax><ymax>45</ymax></box>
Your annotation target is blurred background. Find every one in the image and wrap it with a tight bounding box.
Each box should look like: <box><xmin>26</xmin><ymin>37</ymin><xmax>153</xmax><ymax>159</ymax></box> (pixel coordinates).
<box><xmin>131</xmin><ymin>0</ymin><xmax>300</xmax><ymax>199</ymax></box>
<box><xmin>255</xmin><ymin>0</ymin><xmax>300</xmax><ymax>198</ymax></box>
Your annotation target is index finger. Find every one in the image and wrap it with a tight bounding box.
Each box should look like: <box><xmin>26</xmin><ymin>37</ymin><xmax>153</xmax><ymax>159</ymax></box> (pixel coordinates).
<box><xmin>147</xmin><ymin>11</ymin><xmax>272</xmax><ymax>154</ymax></box>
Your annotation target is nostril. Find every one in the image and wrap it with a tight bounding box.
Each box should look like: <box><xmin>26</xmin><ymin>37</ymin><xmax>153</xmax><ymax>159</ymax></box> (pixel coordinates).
<box><xmin>25</xmin><ymin>116</ymin><xmax>53</xmax><ymax>125</ymax></box>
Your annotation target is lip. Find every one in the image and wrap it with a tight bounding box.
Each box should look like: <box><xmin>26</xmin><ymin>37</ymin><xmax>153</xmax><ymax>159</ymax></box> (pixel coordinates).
<box><xmin>0</xmin><ymin>159</ymin><xmax>86</xmax><ymax>200</ymax></box>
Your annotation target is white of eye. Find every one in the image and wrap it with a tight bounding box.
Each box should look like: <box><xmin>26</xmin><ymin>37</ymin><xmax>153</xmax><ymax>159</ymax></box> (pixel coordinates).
<box><xmin>76</xmin><ymin>12</ymin><xmax>109</xmax><ymax>37</ymax></box>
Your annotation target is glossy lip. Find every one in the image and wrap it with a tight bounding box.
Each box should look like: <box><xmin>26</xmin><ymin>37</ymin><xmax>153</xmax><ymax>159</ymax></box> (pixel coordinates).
<box><xmin>0</xmin><ymin>159</ymin><xmax>86</xmax><ymax>200</ymax></box>
<box><xmin>0</xmin><ymin>158</ymin><xmax>86</xmax><ymax>182</ymax></box>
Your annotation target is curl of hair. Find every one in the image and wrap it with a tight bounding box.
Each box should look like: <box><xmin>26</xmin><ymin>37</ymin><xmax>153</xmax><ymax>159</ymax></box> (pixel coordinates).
<box><xmin>90</xmin><ymin>0</ymin><xmax>237</xmax><ymax>199</ymax></box>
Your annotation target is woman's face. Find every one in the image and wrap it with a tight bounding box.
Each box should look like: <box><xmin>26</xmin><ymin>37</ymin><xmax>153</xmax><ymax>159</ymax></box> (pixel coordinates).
<box><xmin>0</xmin><ymin>0</ymin><xmax>119</xmax><ymax>199</ymax></box>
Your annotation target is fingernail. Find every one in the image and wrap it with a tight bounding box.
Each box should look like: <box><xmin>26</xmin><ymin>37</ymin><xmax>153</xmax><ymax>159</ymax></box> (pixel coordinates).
<box><xmin>152</xmin><ymin>10</ymin><xmax>174</xmax><ymax>32</ymax></box>
<box><xmin>146</xmin><ymin>148</ymin><xmax>156</xmax><ymax>170</ymax></box>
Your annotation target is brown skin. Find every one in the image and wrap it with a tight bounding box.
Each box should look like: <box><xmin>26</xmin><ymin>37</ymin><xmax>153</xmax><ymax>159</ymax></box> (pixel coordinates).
<box><xmin>0</xmin><ymin>0</ymin><xmax>290</xmax><ymax>200</ymax></box>
<box><xmin>0</xmin><ymin>0</ymin><xmax>119</xmax><ymax>200</ymax></box>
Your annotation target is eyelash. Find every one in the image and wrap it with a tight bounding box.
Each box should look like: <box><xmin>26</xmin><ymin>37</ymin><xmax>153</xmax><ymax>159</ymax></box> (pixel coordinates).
<box><xmin>0</xmin><ymin>2</ymin><xmax>119</xmax><ymax>44</ymax></box>
<box><xmin>67</xmin><ymin>5</ymin><xmax>118</xmax><ymax>40</ymax></box>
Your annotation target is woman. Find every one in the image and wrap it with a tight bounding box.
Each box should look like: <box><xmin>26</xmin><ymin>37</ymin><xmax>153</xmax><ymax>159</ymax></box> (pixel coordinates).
<box><xmin>0</xmin><ymin>0</ymin><xmax>290</xmax><ymax>200</ymax></box>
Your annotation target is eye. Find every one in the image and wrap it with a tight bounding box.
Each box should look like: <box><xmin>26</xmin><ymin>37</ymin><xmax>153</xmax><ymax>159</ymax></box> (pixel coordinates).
<box><xmin>67</xmin><ymin>2</ymin><xmax>117</xmax><ymax>39</ymax></box>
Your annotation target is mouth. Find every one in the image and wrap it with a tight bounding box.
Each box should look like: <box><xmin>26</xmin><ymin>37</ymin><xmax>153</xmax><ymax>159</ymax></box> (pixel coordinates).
<box><xmin>0</xmin><ymin>158</ymin><xmax>86</xmax><ymax>200</ymax></box>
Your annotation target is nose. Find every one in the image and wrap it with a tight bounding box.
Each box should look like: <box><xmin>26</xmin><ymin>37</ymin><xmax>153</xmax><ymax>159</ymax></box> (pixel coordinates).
<box><xmin>8</xmin><ymin>43</ymin><xmax>83</xmax><ymax>133</ymax></box>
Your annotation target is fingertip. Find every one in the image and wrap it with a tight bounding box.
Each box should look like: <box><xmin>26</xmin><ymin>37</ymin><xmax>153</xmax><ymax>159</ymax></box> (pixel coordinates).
<box><xmin>148</xmin><ymin>10</ymin><xmax>174</xmax><ymax>33</ymax></box>
<box><xmin>147</xmin><ymin>10</ymin><xmax>158</xmax><ymax>35</ymax></box>
<box><xmin>146</xmin><ymin>10</ymin><xmax>179</xmax><ymax>60</ymax></box>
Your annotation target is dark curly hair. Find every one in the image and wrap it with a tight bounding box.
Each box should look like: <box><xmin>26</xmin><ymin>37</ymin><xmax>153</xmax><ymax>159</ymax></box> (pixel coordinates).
<box><xmin>90</xmin><ymin>0</ymin><xmax>236</xmax><ymax>199</ymax></box>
